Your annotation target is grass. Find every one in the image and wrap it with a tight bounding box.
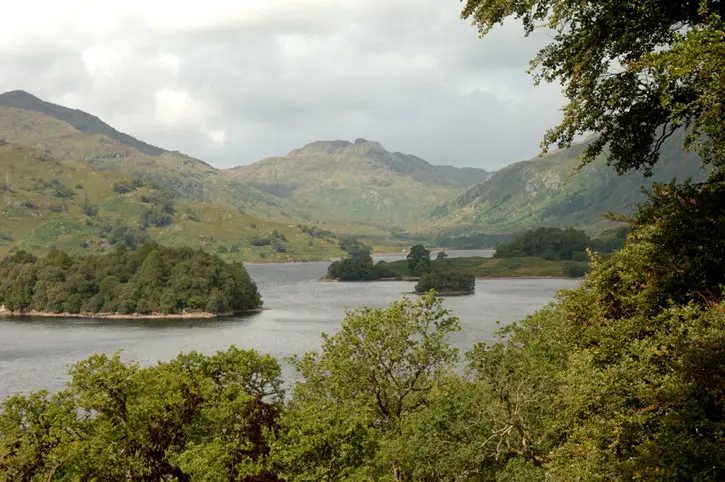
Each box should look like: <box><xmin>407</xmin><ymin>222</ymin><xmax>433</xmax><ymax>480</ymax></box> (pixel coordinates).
<box><xmin>0</xmin><ymin>144</ymin><xmax>352</xmax><ymax>261</ymax></box>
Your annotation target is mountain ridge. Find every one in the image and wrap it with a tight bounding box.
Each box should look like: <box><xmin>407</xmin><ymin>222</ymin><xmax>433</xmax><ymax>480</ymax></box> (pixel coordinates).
<box><xmin>227</xmin><ymin>138</ymin><xmax>492</xmax><ymax>225</ymax></box>
<box><xmin>0</xmin><ymin>90</ymin><xmax>170</xmax><ymax>157</ymax></box>
<box><xmin>427</xmin><ymin>129</ymin><xmax>707</xmax><ymax>234</ymax></box>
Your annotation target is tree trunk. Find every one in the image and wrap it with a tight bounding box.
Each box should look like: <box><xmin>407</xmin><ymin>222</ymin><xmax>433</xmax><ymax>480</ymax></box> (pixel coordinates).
<box><xmin>393</xmin><ymin>460</ymin><xmax>402</xmax><ymax>482</ymax></box>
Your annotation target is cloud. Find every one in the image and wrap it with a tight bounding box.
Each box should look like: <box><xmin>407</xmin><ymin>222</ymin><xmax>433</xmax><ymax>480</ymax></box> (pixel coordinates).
<box><xmin>0</xmin><ymin>0</ymin><xmax>565</xmax><ymax>170</ymax></box>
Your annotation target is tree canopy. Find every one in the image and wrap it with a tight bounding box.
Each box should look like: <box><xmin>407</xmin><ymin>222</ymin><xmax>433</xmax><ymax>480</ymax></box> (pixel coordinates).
<box><xmin>272</xmin><ymin>293</ymin><xmax>460</xmax><ymax>481</ymax></box>
<box><xmin>462</xmin><ymin>0</ymin><xmax>725</xmax><ymax>175</ymax></box>
<box><xmin>406</xmin><ymin>245</ymin><xmax>432</xmax><ymax>276</ymax></box>
<box><xmin>0</xmin><ymin>347</ymin><xmax>284</xmax><ymax>481</ymax></box>
<box><xmin>0</xmin><ymin>243</ymin><xmax>261</xmax><ymax>315</ymax></box>
<box><xmin>494</xmin><ymin>227</ymin><xmax>591</xmax><ymax>261</ymax></box>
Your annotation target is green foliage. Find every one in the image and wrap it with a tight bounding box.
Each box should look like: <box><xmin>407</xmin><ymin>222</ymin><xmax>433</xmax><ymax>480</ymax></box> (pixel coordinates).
<box><xmin>0</xmin><ymin>243</ymin><xmax>261</xmax><ymax>315</ymax></box>
<box><xmin>326</xmin><ymin>253</ymin><xmax>394</xmax><ymax>281</ymax></box>
<box><xmin>31</xmin><ymin>178</ymin><xmax>74</xmax><ymax>200</ymax></box>
<box><xmin>495</xmin><ymin>227</ymin><xmax>592</xmax><ymax>261</ymax></box>
<box><xmin>435</xmin><ymin>250</ymin><xmax>448</xmax><ymax>260</ymax></box>
<box><xmin>78</xmin><ymin>197</ymin><xmax>98</xmax><ymax>218</ymax></box>
<box><xmin>406</xmin><ymin>244</ymin><xmax>431</xmax><ymax>276</ymax></box>
<box><xmin>338</xmin><ymin>237</ymin><xmax>371</xmax><ymax>257</ymax></box>
<box><xmin>274</xmin><ymin>293</ymin><xmax>461</xmax><ymax>481</ymax></box>
<box><xmin>415</xmin><ymin>269</ymin><xmax>475</xmax><ymax>294</ymax></box>
<box><xmin>0</xmin><ymin>347</ymin><xmax>285</xmax><ymax>481</ymax></box>
<box><xmin>95</xmin><ymin>218</ymin><xmax>150</xmax><ymax>250</ymax></box>
<box><xmin>139</xmin><ymin>198</ymin><xmax>175</xmax><ymax>228</ymax></box>
<box><xmin>461</xmin><ymin>0</ymin><xmax>725</xmax><ymax>174</ymax></box>
<box><xmin>591</xmin><ymin>225</ymin><xmax>631</xmax><ymax>253</ymax></box>
<box><xmin>112</xmin><ymin>178</ymin><xmax>144</xmax><ymax>193</ymax></box>
<box><xmin>298</xmin><ymin>224</ymin><xmax>334</xmax><ymax>239</ymax></box>
<box><xmin>385</xmin><ymin>255</ymin><xmax>590</xmax><ymax>279</ymax></box>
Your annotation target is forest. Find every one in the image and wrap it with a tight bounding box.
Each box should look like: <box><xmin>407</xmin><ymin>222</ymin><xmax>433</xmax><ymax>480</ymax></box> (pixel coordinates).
<box><xmin>2</xmin><ymin>0</ymin><xmax>724</xmax><ymax>480</ymax></box>
<box><xmin>0</xmin><ymin>243</ymin><xmax>261</xmax><ymax>315</ymax></box>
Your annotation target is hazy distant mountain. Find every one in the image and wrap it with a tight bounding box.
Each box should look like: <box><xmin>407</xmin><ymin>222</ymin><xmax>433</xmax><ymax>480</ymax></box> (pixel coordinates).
<box><xmin>227</xmin><ymin>138</ymin><xmax>491</xmax><ymax>225</ymax></box>
<box><xmin>430</xmin><ymin>130</ymin><xmax>708</xmax><ymax>233</ymax></box>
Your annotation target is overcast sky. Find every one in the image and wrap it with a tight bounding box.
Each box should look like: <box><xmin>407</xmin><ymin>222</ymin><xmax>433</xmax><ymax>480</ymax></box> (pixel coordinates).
<box><xmin>0</xmin><ymin>0</ymin><xmax>566</xmax><ymax>170</ymax></box>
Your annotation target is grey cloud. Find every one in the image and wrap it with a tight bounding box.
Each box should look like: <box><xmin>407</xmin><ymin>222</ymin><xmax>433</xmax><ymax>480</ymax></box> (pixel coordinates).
<box><xmin>0</xmin><ymin>0</ymin><xmax>566</xmax><ymax>171</ymax></box>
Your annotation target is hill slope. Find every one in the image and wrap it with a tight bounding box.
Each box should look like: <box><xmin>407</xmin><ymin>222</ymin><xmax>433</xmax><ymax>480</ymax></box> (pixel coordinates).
<box><xmin>0</xmin><ymin>142</ymin><xmax>348</xmax><ymax>260</ymax></box>
<box><xmin>429</xmin><ymin>131</ymin><xmax>708</xmax><ymax>233</ymax></box>
<box><xmin>227</xmin><ymin>138</ymin><xmax>491</xmax><ymax>226</ymax></box>
<box><xmin>0</xmin><ymin>92</ymin><xmax>485</xmax><ymax>237</ymax></box>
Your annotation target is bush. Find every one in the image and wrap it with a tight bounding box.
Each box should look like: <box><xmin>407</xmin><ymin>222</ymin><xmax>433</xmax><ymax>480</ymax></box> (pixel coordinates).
<box><xmin>251</xmin><ymin>236</ymin><xmax>272</xmax><ymax>247</ymax></box>
<box><xmin>339</xmin><ymin>237</ymin><xmax>371</xmax><ymax>257</ymax></box>
<box><xmin>415</xmin><ymin>270</ymin><xmax>475</xmax><ymax>294</ymax></box>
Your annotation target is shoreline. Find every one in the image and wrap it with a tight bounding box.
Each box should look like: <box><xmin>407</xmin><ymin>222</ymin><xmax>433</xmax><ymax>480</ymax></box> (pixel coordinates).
<box><xmin>321</xmin><ymin>275</ymin><xmax>582</xmax><ymax>282</ymax></box>
<box><xmin>0</xmin><ymin>307</ymin><xmax>269</xmax><ymax>320</ymax></box>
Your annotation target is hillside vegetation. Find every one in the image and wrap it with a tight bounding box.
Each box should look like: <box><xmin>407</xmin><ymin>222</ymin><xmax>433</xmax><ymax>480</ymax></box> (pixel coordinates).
<box><xmin>0</xmin><ymin>143</ymin><xmax>349</xmax><ymax>261</ymax></box>
<box><xmin>429</xmin><ymin>130</ymin><xmax>708</xmax><ymax>233</ymax></box>
<box><xmin>0</xmin><ymin>243</ymin><xmax>261</xmax><ymax>315</ymax></box>
<box><xmin>227</xmin><ymin>138</ymin><xmax>491</xmax><ymax>226</ymax></box>
<box><xmin>0</xmin><ymin>92</ymin><xmax>489</xmax><ymax>238</ymax></box>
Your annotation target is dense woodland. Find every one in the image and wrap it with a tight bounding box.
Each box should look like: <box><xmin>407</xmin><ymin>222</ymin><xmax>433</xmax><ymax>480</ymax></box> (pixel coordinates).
<box><xmin>2</xmin><ymin>0</ymin><xmax>725</xmax><ymax>480</ymax></box>
<box><xmin>0</xmin><ymin>243</ymin><xmax>261</xmax><ymax>315</ymax></box>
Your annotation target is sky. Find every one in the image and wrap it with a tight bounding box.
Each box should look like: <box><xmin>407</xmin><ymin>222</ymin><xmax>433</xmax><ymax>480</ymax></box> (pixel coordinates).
<box><xmin>0</xmin><ymin>0</ymin><xmax>567</xmax><ymax>170</ymax></box>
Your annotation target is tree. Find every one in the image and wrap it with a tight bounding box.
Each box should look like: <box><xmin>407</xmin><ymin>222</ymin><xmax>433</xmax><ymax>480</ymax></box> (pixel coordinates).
<box><xmin>406</xmin><ymin>245</ymin><xmax>431</xmax><ymax>276</ymax></box>
<box><xmin>436</xmin><ymin>250</ymin><xmax>448</xmax><ymax>260</ymax></box>
<box><xmin>494</xmin><ymin>227</ymin><xmax>592</xmax><ymax>260</ymax></box>
<box><xmin>0</xmin><ymin>348</ymin><xmax>285</xmax><ymax>482</ymax></box>
<box><xmin>276</xmin><ymin>293</ymin><xmax>461</xmax><ymax>481</ymax></box>
<box><xmin>338</xmin><ymin>237</ymin><xmax>371</xmax><ymax>257</ymax></box>
<box><xmin>461</xmin><ymin>0</ymin><xmax>725</xmax><ymax>175</ymax></box>
<box><xmin>415</xmin><ymin>270</ymin><xmax>475</xmax><ymax>294</ymax></box>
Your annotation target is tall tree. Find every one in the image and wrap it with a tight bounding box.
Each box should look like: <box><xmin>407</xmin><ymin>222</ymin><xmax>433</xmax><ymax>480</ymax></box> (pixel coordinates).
<box><xmin>461</xmin><ymin>0</ymin><xmax>725</xmax><ymax>175</ymax></box>
<box><xmin>273</xmin><ymin>293</ymin><xmax>461</xmax><ymax>481</ymax></box>
<box><xmin>406</xmin><ymin>245</ymin><xmax>432</xmax><ymax>276</ymax></box>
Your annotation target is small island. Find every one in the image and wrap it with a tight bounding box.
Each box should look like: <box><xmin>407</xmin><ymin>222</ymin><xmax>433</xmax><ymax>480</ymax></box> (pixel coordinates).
<box><xmin>0</xmin><ymin>243</ymin><xmax>262</xmax><ymax>318</ymax></box>
<box><xmin>324</xmin><ymin>227</ymin><xmax>608</xmax><ymax>291</ymax></box>
<box><xmin>325</xmin><ymin>244</ymin><xmax>476</xmax><ymax>295</ymax></box>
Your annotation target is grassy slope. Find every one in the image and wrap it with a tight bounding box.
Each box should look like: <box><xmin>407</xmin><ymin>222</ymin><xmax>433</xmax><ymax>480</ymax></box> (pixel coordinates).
<box><xmin>226</xmin><ymin>140</ymin><xmax>489</xmax><ymax>227</ymax></box>
<box><xmin>383</xmin><ymin>256</ymin><xmax>588</xmax><ymax>278</ymax></box>
<box><xmin>427</xmin><ymin>131</ymin><xmax>707</xmax><ymax>234</ymax></box>
<box><xmin>0</xmin><ymin>105</ymin><xmax>401</xmax><ymax>246</ymax></box>
<box><xmin>0</xmin><ymin>143</ymin><xmax>352</xmax><ymax>261</ymax></box>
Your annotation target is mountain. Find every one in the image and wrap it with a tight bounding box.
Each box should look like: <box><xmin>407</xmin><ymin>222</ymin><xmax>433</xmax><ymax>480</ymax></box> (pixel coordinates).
<box><xmin>0</xmin><ymin>91</ymin><xmax>228</xmax><ymax>201</ymax></box>
<box><xmin>0</xmin><ymin>92</ymin><xmax>486</xmax><ymax>237</ymax></box>
<box><xmin>227</xmin><ymin>138</ymin><xmax>491</xmax><ymax>226</ymax></box>
<box><xmin>429</xmin><ymin>130</ymin><xmax>708</xmax><ymax>234</ymax></box>
<box><xmin>0</xmin><ymin>90</ymin><xmax>166</xmax><ymax>156</ymax></box>
<box><xmin>0</xmin><ymin>142</ymin><xmax>348</xmax><ymax>260</ymax></box>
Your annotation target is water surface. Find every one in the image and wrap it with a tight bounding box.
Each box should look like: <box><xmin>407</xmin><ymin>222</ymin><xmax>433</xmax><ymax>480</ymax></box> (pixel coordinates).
<box><xmin>0</xmin><ymin>251</ymin><xmax>578</xmax><ymax>400</ymax></box>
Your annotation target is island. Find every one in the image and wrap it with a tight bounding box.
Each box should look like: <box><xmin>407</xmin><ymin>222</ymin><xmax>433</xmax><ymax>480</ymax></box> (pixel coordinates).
<box><xmin>324</xmin><ymin>245</ymin><xmax>478</xmax><ymax>295</ymax></box>
<box><xmin>0</xmin><ymin>242</ymin><xmax>262</xmax><ymax>318</ymax></box>
<box><xmin>325</xmin><ymin>237</ymin><xmax>591</xmax><ymax>292</ymax></box>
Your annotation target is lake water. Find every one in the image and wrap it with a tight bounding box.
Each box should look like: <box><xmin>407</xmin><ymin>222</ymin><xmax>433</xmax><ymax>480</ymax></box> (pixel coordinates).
<box><xmin>0</xmin><ymin>250</ymin><xmax>579</xmax><ymax>401</ymax></box>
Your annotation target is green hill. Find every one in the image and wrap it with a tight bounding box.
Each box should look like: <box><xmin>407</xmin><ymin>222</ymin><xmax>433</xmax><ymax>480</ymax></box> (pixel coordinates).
<box><xmin>0</xmin><ymin>91</ymin><xmax>470</xmax><ymax>241</ymax></box>
<box><xmin>428</xmin><ymin>131</ymin><xmax>708</xmax><ymax>234</ymax></box>
<box><xmin>226</xmin><ymin>138</ymin><xmax>491</xmax><ymax>226</ymax></box>
<box><xmin>0</xmin><ymin>142</ymin><xmax>348</xmax><ymax>261</ymax></box>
